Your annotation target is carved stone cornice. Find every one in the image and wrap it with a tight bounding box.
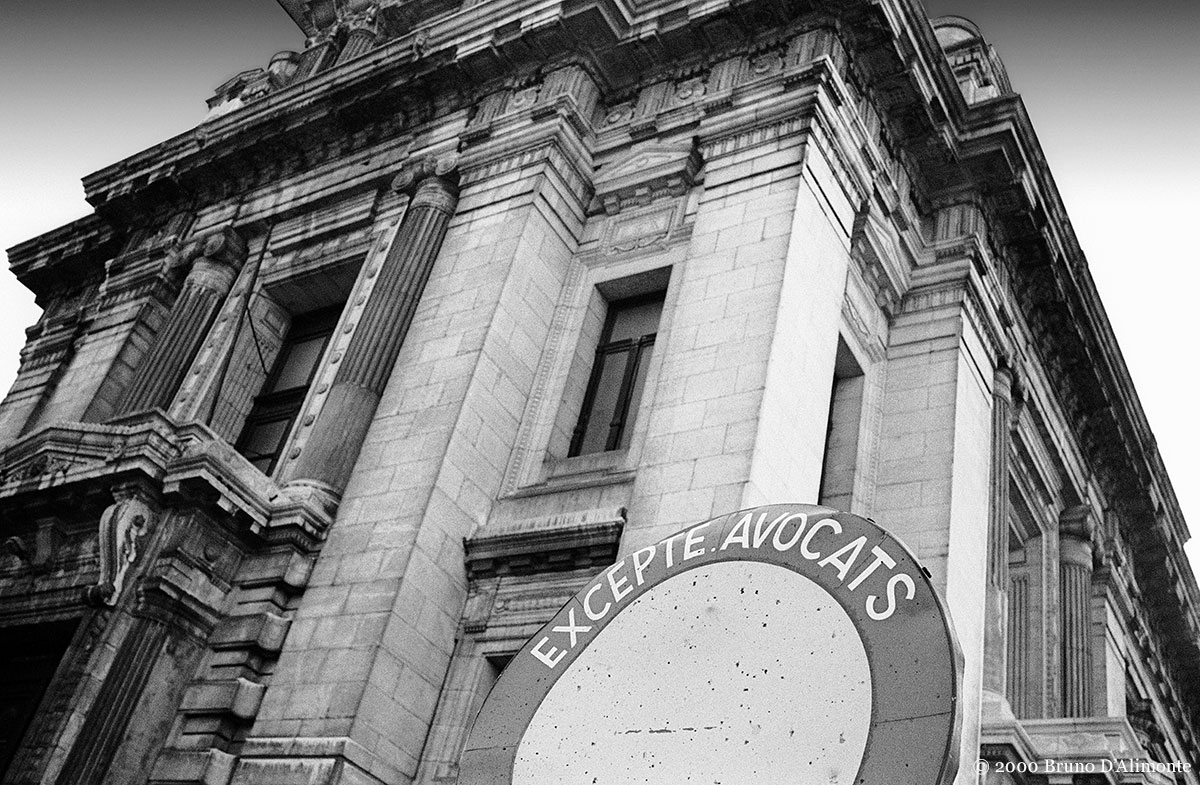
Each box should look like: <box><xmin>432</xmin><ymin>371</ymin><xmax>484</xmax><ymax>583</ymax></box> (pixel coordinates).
<box><xmin>77</xmin><ymin>1</ymin><xmax>935</xmax><ymax>232</ymax></box>
<box><xmin>7</xmin><ymin>215</ymin><xmax>119</xmax><ymax>302</ymax></box>
<box><xmin>0</xmin><ymin>412</ymin><xmax>329</xmax><ymax>549</ymax></box>
<box><xmin>590</xmin><ymin>142</ymin><xmax>702</xmax><ymax>215</ymax></box>
<box><xmin>1019</xmin><ymin>717</ymin><xmax>1155</xmax><ymax>768</ymax></box>
<box><xmin>850</xmin><ymin>200</ymin><xmax>912</xmax><ymax>317</ymax></box>
<box><xmin>0</xmin><ymin>416</ymin><xmax>180</xmax><ymax>506</ymax></box>
<box><xmin>462</xmin><ymin>64</ymin><xmax>600</xmax><ymax>148</ymax></box>
<box><xmin>465</xmin><ymin>507</ymin><xmax>625</xmax><ymax>579</ymax></box>
<box><xmin>458</xmin><ymin>113</ymin><xmax>594</xmax><ymax>210</ymax></box>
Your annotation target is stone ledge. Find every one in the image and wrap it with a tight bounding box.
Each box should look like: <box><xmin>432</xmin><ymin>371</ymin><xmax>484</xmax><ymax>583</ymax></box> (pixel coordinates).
<box><xmin>465</xmin><ymin>506</ymin><xmax>625</xmax><ymax>578</ymax></box>
<box><xmin>234</xmin><ymin>736</ymin><xmax>401</xmax><ymax>785</ymax></box>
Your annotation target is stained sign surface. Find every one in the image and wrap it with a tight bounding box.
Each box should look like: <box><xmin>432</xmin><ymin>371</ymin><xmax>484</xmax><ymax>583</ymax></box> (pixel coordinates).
<box><xmin>458</xmin><ymin>504</ymin><xmax>962</xmax><ymax>785</ymax></box>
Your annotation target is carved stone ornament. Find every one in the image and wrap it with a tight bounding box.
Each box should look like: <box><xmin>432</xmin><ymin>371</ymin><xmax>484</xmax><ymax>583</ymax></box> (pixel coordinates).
<box><xmin>591</xmin><ymin>141</ymin><xmax>703</xmax><ymax>215</ymax></box>
<box><xmin>166</xmin><ymin>225</ymin><xmax>249</xmax><ymax>280</ymax></box>
<box><xmin>87</xmin><ymin>488</ymin><xmax>156</xmax><ymax>606</ymax></box>
<box><xmin>391</xmin><ymin>152</ymin><xmax>461</xmax><ymax>195</ymax></box>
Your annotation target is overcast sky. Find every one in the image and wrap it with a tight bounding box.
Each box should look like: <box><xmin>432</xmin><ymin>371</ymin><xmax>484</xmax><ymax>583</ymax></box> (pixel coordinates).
<box><xmin>1</xmin><ymin>1</ymin><xmax>1196</xmax><ymax>574</ymax></box>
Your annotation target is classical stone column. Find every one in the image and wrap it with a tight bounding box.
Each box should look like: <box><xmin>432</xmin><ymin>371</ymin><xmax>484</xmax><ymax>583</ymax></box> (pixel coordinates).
<box><xmin>1059</xmin><ymin>505</ymin><xmax>1095</xmax><ymax>717</ymax></box>
<box><xmin>286</xmin><ymin>157</ymin><xmax>459</xmax><ymax>495</ymax></box>
<box><xmin>335</xmin><ymin>26</ymin><xmax>377</xmax><ymax>63</ymax></box>
<box><xmin>114</xmin><ymin>227</ymin><xmax>247</xmax><ymax>416</ymax></box>
<box><xmin>983</xmin><ymin>366</ymin><xmax>1014</xmax><ymax>706</ymax></box>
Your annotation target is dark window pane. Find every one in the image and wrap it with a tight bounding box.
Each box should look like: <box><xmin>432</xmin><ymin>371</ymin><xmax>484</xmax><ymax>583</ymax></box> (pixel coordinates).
<box><xmin>578</xmin><ymin>349</ymin><xmax>630</xmax><ymax>455</ymax></box>
<box><xmin>608</xmin><ymin>299</ymin><xmax>664</xmax><ymax>343</ymax></box>
<box><xmin>620</xmin><ymin>341</ymin><xmax>654</xmax><ymax>449</ymax></box>
<box><xmin>268</xmin><ymin>335</ymin><xmax>329</xmax><ymax>392</ymax></box>
<box><xmin>240</xmin><ymin>418</ymin><xmax>290</xmax><ymax>472</ymax></box>
<box><xmin>570</xmin><ymin>293</ymin><xmax>664</xmax><ymax>456</ymax></box>
<box><xmin>236</xmin><ymin>307</ymin><xmax>340</xmax><ymax>475</ymax></box>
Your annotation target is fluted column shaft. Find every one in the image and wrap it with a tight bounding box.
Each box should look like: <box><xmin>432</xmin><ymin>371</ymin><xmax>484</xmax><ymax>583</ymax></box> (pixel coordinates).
<box><xmin>334</xmin><ymin>26</ymin><xmax>377</xmax><ymax>64</ymax></box>
<box><xmin>983</xmin><ymin>367</ymin><xmax>1014</xmax><ymax>698</ymax></box>
<box><xmin>288</xmin><ymin>166</ymin><xmax>459</xmax><ymax>494</ymax></box>
<box><xmin>114</xmin><ymin>228</ymin><xmax>247</xmax><ymax>416</ymax></box>
<box><xmin>1059</xmin><ymin>506</ymin><xmax>1095</xmax><ymax>717</ymax></box>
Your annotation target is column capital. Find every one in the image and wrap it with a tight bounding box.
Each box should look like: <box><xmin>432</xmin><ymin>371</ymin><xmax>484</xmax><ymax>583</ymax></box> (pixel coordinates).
<box><xmin>1058</xmin><ymin>505</ymin><xmax>1096</xmax><ymax>542</ymax></box>
<box><xmin>993</xmin><ymin>364</ymin><xmax>1014</xmax><ymax>404</ymax></box>
<box><xmin>169</xmin><ymin>226</ymin><xmax>249</xmax><ymax>281</ymax></box>
<box><xmin>180</xmin><ymin>226</ymin><xmax>248</xmax><ymax>270</ymax></box>
<box><xmin>392</xmin><ymin>153</ymin><xmax>460</xmax><ymax>198</ymax></box>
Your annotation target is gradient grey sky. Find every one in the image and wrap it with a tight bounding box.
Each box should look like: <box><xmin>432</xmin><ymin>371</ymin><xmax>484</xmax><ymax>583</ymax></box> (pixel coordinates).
<box><xmin>1</xmin><ymin>1</ymin><xmax>1197</xmax><ymax>571</ymax></box>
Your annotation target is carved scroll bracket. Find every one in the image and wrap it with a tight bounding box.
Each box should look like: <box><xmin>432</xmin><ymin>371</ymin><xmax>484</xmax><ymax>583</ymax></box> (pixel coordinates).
<box><xmin>86</xmin><ymin>483</ymin><xmax>158</xmax><ymax>606</ymax></box>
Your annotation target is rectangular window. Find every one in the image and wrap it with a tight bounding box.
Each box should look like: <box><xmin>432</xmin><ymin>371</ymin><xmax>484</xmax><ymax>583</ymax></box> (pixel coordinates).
<box><xmin>568</xmin><ymin>293</ymin><xmax>664</xmax><ymax>456</ymax></box>
<box><xmin>235</xmin><ymin>307</ymin><xmax>339</xmax><ymax>474</ymax></box>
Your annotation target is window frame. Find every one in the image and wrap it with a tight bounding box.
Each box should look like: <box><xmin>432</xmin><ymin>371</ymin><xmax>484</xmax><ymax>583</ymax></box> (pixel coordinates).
<box><xmin>235</xmin><ymin>307</ymin><xmax>340</xmax><ymax>475</ymax></box>
<box><xmin>568</xmin><ymin>292</ymin><xmax>664</xmax><ymax>457</ymax></box>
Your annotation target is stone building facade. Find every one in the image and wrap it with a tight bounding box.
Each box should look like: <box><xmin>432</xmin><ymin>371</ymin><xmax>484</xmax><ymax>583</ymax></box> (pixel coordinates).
<box><xmin>1</xmin><ymin>0</ymin><xmax>1197</xmax><ymax>783</ymax></box>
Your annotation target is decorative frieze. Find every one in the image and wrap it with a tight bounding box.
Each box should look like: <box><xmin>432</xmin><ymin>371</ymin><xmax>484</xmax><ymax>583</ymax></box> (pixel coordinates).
<box><xmin>267</xmin><ymin>190</ymin><xmax>379</xmax><ymax>256</ymax></box>
<box><xmin>701</xmin><ymin>115</ymin><xmax>810</xmax><ymax>160</ymax></box>
<box><xmin>462</xmin><ymin>64</ymin><xmax>600</xmax><ymax>148</ymax></box>
<box><xmin>600</xmin><ymin>201</ymin><xmax>686</xmax><ymax>255</ymax></box>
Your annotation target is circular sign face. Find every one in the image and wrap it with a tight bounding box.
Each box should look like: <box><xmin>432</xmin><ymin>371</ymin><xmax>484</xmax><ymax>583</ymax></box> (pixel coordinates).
<box><xmin>458</xmin><ymin>504</ymin><xmax>963</xmax><ymax>785</ymax></box>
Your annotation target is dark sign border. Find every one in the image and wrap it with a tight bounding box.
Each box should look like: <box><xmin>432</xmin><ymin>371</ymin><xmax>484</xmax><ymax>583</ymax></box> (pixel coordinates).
<box><xmin>459</xmin><ymin>504</ymin><xmax>963</xmax><ymax>785</ymax></box>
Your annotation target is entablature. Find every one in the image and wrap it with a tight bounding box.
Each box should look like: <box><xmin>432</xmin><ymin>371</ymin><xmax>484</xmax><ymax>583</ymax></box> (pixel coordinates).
<box><xmin>7</xmin><ymin>215</ymin><xmax>121</xmax><ymax>305</ymax></box>
<box><xmin>77</xmin><ymin>0</ymin><xmax>959</xmax><ymax>232</ymax></box>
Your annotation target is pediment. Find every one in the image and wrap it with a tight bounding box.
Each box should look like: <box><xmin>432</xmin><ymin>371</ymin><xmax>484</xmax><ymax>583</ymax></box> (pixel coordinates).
<box><xmin>592</xmin><ymin>142</ymin><xmax>703</xmax><ymax>214</ymax></box>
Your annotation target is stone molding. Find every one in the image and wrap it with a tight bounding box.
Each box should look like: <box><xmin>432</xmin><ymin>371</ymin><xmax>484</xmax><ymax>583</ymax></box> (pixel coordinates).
<box><xmin>590</xmin><ymin>142</ymin><xmax>702</xmax><ymax>216</ymax></box>
<box><xmin>464</xmin><ymin>507</ymin><xmax>625</xmax><ymax>579</ymax></box>
<box><xmin>850</xmin><ymin>203</ymin><xmax>910</xmax><ymax>318</ymax></box>
<box><xmin>0</xmin><ymin>411</ymin><xmax>334</xmax><ymax>547</ymax></box>
<box><xmin>497</xmin><ymin>256</ymin><xmax>588</xmax><ymax>498</ymax></box>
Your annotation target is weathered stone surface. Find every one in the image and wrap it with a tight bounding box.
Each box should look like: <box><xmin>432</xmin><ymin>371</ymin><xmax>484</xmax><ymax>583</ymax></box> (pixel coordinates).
<box><xmin>1</xmin><ymin>2</ymin><xmax>1198</xmax><ymax>784</ymax></box>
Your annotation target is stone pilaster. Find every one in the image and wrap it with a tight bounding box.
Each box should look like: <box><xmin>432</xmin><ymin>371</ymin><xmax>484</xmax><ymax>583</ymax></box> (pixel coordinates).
<box><xmin>983</xmin><ymin>365</ymin><xmax>1015</xmax><ymax>708</ymax></box>
<box><xmin>1003</xmin><ymin>525</ymin><xmax>1059</xmax><ymax>719</ymax></box>
<box><xmin>284</xmin><ymin>156</ymin><xmax>459</xmax><ymax>496</ymax></box>
<box><xmin>52</xmin><ymin>616</ymin><xmax>169</xmax><ymax>785</ymax></box>
<box><xmin>1059</xmin><ymin>504</ymin><xmax>1095</xmax><ymax>718</ymax></box>
<box><xmin>871</xmin><ymin>251</ymin><xmax>1002</xmax><ymax>783</ymax></box>
<box><xmin>113</xmin><ymin>227</ymin><xmax>248</xmax><ymax>416</ymax></box>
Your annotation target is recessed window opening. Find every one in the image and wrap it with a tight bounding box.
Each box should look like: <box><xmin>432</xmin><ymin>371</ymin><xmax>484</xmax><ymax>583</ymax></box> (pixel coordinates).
<box><xmin>569</xmin><ymin>292</ymin><xmax>665</xmax><ymax>457</ymax></box>
<box><xmin>817</xmin><ymin>337</ymin><xmax>865</xmax><ymax>509</ymax></box>
<box><xmin>235</xmin><ymin>307</ymin><xmax>339</xmax><ymax>474</ymax></box>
